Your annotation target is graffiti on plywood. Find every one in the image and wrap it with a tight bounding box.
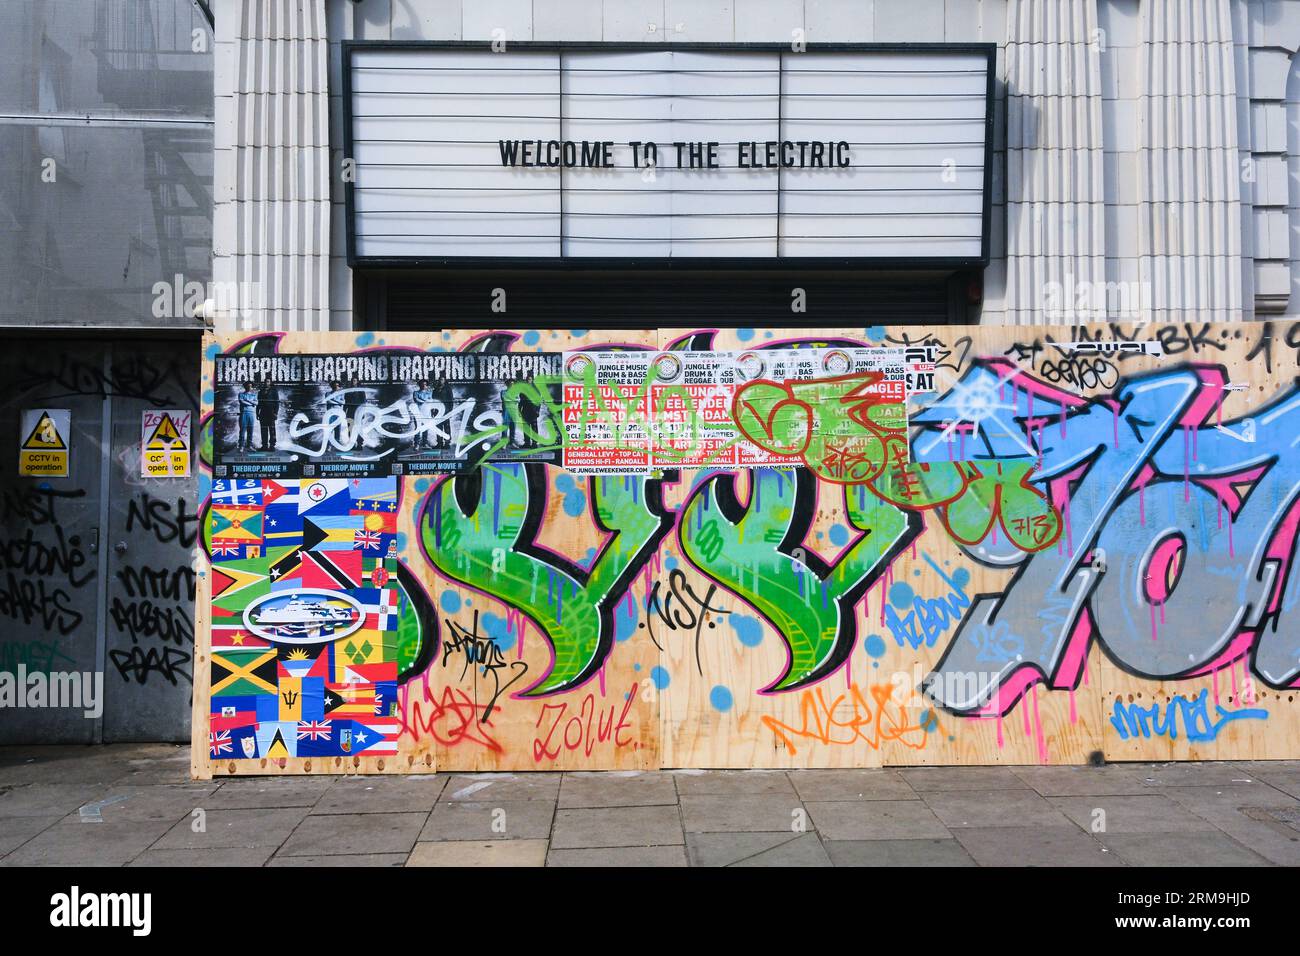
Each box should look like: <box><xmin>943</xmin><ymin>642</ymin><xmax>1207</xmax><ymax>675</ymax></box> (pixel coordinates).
<box><xmin>193</xmin><ymin>323</ymin><xmax>1300</xmax><ymax>776</ymax></box>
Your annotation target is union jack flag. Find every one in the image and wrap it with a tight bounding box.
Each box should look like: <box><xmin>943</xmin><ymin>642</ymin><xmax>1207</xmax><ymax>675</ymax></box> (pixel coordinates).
<box><xmin>297</xmin><ymin>720</ymin><xmax>332</xmax><ymax>741</ymax></box>
<box><xmin>212</xmin><ymin>541</ymin><xmax>242</xmax><ymax>557</ymax></box>
<box><xmin>209</xmin><ymin>729</ymin><xmax>233</xmax><ymax>757</ymax></box>
<box><xmin>354</xmin><ymin>530</ymin><xmax>382</xmax><ymax>551</ymax></box>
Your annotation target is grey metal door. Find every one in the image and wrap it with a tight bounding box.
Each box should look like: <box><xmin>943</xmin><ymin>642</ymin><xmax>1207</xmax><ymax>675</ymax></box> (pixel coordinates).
<box><xmin>0</xmin><ymin>335</ymin><xmax>200</xmax><ymax>744</ymax></box>
<box><xmin>101</xmin><ymin>338</ymin><xmax>199</xmax><ymax>742</ymax></box>
<box><xmin>0</xmin><ymin>343</ymin><xmax>109</xmax><ymax>744</ymax></box>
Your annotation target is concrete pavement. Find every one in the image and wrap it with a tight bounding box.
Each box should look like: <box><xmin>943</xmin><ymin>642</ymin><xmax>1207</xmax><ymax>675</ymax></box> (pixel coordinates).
<box><xmin>2</xmin><ymin>745</ymin><xmax>1299</xmax><ymax>866</ymax></box>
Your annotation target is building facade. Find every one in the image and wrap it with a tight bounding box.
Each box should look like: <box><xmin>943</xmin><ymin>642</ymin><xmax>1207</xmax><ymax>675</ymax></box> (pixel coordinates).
<box><xmin>5</xmin><ymin>0</ymin><xmax>1300</xmax><ymax>747</ymax></box>
<box><xmin>211</xmin><ymin>0</ymin><xmax>1300</xmax><ymax>333</ymax></box>
<box><xmin>0</xmin><ymin>0</ymin><xmax>212</xmax><ymax>743</ymax></box>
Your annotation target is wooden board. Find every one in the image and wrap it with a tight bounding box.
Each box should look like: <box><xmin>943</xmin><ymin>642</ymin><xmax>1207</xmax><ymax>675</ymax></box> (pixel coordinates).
<box><xmin>192</xmin><ymin>321</ymin><xmax>1300</xmax><ymax>775</ymax></box>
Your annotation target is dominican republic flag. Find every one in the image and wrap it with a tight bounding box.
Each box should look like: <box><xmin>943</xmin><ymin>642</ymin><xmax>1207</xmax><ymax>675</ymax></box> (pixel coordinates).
<box><xmin>355</xmin><ymin>588</ymin><xmax>397</xmax><ymax>631</ymax></box>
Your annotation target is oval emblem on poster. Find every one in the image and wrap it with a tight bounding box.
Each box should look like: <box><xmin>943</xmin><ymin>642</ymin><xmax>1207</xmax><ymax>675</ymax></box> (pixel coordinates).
<box><xmin>243</xmin><ymin>589</ymin><xmax>364</xmax><ymax>644</ymax></box>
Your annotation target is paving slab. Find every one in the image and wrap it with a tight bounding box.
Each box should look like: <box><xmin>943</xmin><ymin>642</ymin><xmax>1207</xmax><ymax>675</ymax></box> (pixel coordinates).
<box><xmin>153</xmin><ymin>807</ymin><xmax>308</xmax><ymax>850</ymax></box>
<box><xmin>277</xmin><ymin>811</ymin><xmax>427</xmax><ymax>856</ymax></box>
<box><xmin>558</xmin><ymin>771</ymin><xmax>678</xmax><ymax>808</ymax></box>
<box><xmin>1123</xmin><ymin>762</ymin><xmax>1263</xmax><ymax>787</ymax></box>
<box><xmin>1158</xmin><ymin>781</ymin><xmax>1299</xmax><ymax>811</ymax></box>
<box><xmin>313</xmin><ymin>776</ymin><xmax>446</xmax><ymax>814</ymax></box>
<box><xmin>419</xmin><ymin>799</ymin><xmax>554</xmax><ymax>841</ymax></box>
<box><xmin>1</xmin><ymin>817</ymin><xmax>176</xmax><ymax>866</ymax></box>
<box><xmin>547</xmin><ymin>845</ymin><xmax>688</xmax><ymax>867</ymax></box>
<box><xmin>0</xmin><ymin>815</ymin><xmax>61</xmax><ymax>855</ymax></box>
<box><xmin>268</xmin><ymin>853</ymin><xmax>408</xmax><ymax>867</ymax></box>
<box><xmin>673</xmin><ymin>769</ymin><xmax>796</xmax><ymax>796</ymax></box>
<box><xmin>805</xmin><ymin>800</ymin><xmax>950</xmax><ymax>840</ymax></box>
<box><xmin>1098</xmin><ymin>832</ymin><xmax>1272</xmax><ymax>866</ymax></box>
<box><xmin>106</xmin><ymin>747</ymin><xmax>193</xmax><ymax>786</ymax></box>
<box><xmin>551</xmin><ymin>805</ymin><xmax>683</xmax><ymax>849</ymax></box>
<box><xmin>921</xmin><ymin>789</ymin><xmax>1075</xmax><ymax>828</ymax></box>
<box><xmin>826</xmin><ymin>838</ymin><xmax>977</xmax><ymax>866</ymax></box>
<box><xmin>75</xmin><ymin>784</ymin><xmax>219</xmax><ymax>824</ymax></box>
<box><xmin>129</xmin><ymin>847</ymin><xmax>275</xmax><ymax>866</ymax></box>
<box><xmin>0</xmin><ymin>749</ymin><xmax>141</xmax><ymax>787</ymax></box>
<box><xmin>1010</xmin><ymin>765</ymin><xmax>1155</xmax><ymax>797</ymax></box>
<box><xmin>687</xmin><ymin>832</ymin><xmax>808</xmax><ymax>866</ymax></box>
<box><xmin>730</xmin><ymin>832</ymin><xmax>832</xmax><ymax>867</ymax></box>
<box><xmin>0</xmin><ymin>783</ymin><xmax>113</xmax><ymax>818</ymax></box>
<box><xmin>408</xmin><ymin>840</ymin><xmax>547</xmax><ymax>866</ymax></box>
<box><xmin>1158</xmin><ymin>786</ymin><xmax>1300</xmax><ymax>866</ymax></box>
<box><xmin>788</xmin><ymin>769</ymin><xmax>917</xmax><ymax>802</ymax></box>
<box><xmin>2</xmin><ymin>745</ymin><xmax>1295</xmax><ymax>867</ymax></box>
<box><xmin>900</xmin><ymin>766</ymin><xmax>1031</xmax><ymax>792</ymax></box>
<box><xmin>205</xmin><ymin>776</ymin><xmax>334</xmax><ymax>809</ymax></box>
<box><xmin>1234</xmin><ymin>766</ymin><xmax>1300</xmax><ymax>799</ymax></box>
<box><xmin>1048</xmin><ymin>794</ymin><xmax>1217</xmax><ymax>834</ymax></box>
<box><xmin>680</xmin><ymin>793</ymin><xmax>806</xmax><ymax>832</ymax></box>
<box><xmin>441</xmin><ymin>773</ymin><xmax>561</xmax><ymax>802</ymax></box>
<box><xmin>954</xmin><ymin>826</ymin><xmax>1121</xmax><ymax>867</ymax></box>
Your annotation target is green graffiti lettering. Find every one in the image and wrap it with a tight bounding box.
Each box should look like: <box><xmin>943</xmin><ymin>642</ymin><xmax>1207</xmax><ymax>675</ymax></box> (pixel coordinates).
<box><xmin>419</xmin><ymin>463</ymin><xmax>672</xmax><ymax>696</ymax></box>
<box><xmin>680</xmin><ymin>469</ymin><xmax>917</xmax><ymax>692</ymax></box>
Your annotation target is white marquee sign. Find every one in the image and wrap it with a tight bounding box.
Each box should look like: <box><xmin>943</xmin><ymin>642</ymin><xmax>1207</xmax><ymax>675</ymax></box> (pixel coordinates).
<box><xmin>345</xmin><ymin>44</ymin><xmax>994</xmax><ymax>263</ymax></box>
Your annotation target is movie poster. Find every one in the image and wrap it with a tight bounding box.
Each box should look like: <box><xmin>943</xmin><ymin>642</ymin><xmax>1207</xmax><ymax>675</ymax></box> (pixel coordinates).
<box><xmin>212</xmin><ymin>352</ymin><xmax>563</xmax><ymax>479</ymax></box>
<box><xmin>560</xmin><ymin>346</ymin><xmax>936</xmax><ymax>474</ymax></box>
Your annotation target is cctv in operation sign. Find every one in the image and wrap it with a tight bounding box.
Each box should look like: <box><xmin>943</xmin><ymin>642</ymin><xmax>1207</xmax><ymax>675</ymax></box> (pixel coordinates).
<box><xmin>344</xmin><ymin>43</ymin><xmax>994</xmax><ymax>264</ymax></box>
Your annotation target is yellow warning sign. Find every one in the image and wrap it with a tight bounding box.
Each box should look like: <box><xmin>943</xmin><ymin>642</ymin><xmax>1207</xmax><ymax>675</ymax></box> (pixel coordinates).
<box><xmin>19</xmin><ymin>409</ymin><xmax>70</xmax><ymax>477</ymax></box>
<box><xmin>141</xmin><ymin>410</ymin><xmax>191</xmax><ymax>478</ymax></box>
<box><xmin>147</xmin><ymin>413</ymin><xmax>183</xmax><ymax>449</ymax></box>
